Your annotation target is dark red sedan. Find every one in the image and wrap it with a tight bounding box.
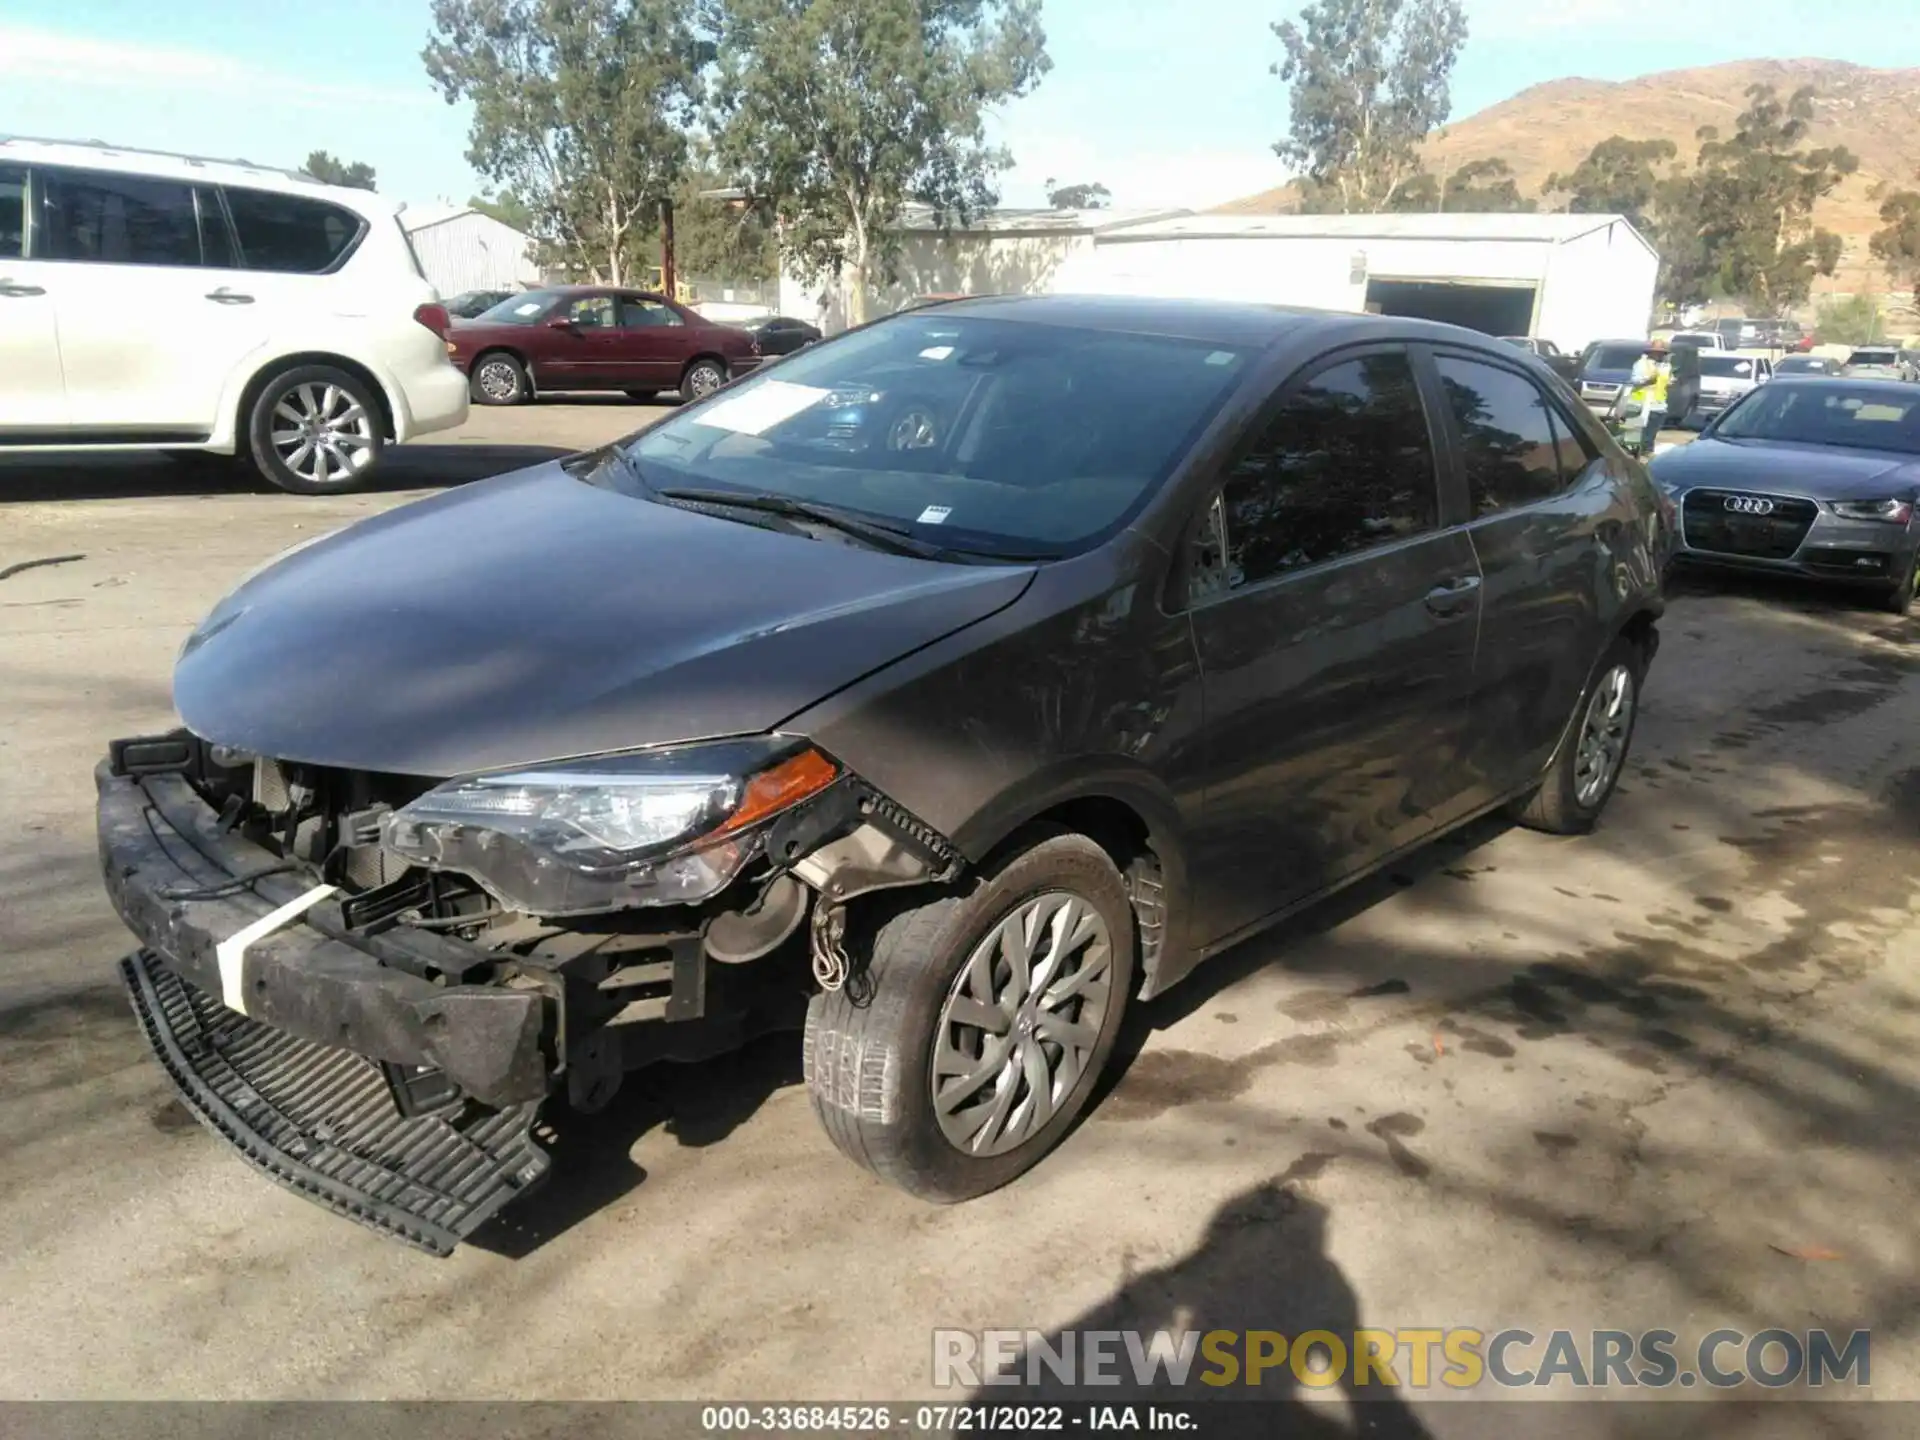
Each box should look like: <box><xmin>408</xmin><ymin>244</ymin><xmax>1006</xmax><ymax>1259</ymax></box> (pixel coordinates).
<box><xmin>447</xmin><ymin>286</ymin><xmax>762</xmax><ymax>406</ymax></box>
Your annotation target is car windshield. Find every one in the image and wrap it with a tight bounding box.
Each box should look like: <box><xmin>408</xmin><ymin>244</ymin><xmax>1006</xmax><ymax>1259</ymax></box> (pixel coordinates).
<box><xmin>1700</xmin><ymin>356</ymin><xmax>1759</xmax><ymax>378</ymax></box>
<box><xmin>1850</xmin><ymin>349</ymin><xmax>1897</xmax><ymax>365</ymax></box>
<box><xmin>618</xmin><ymin>313</ymin><xmax>1254</xmax><ymax>558</ymax></box>
<box><xmin>1586</xmin><ymin>344</ymin><xmax>1645</xmax><ymax>372</ymax></box>
<box><xmin>474</xmin><ymin>289</ymin><xmax>564</xmax><ymax>324</ymax></box>
<box><xmin>1712</xmin><ymin>383</ymin><xmax>1920</xmax><ymax>454</ymax></box>
<box><xmin>1775</xmin><ymin>357</ymin><xmax>1828</xmax><ymax>373</ymax></box>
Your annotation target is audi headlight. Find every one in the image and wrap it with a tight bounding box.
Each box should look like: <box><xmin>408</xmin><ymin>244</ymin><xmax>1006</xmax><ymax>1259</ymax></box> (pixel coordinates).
<box><xmin>382</xmin><ymin>738</ymin><xmax>839</xmax><ymax>915</ymax></box>
<box><xmin>1828</xmin><ymin>498</ymin><xmax>1914</xmax><ymax>524</ymax></box>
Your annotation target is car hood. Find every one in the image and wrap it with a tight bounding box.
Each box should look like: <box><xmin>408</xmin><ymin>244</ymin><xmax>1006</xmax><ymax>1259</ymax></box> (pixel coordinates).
<box><xmin>1648</xmin><ymin>437</ymin><xmax>1920</xmax><ymax>499</ymax></box>
<box><xmin>174</xmin><ymin>461</ymin><xmax>1036</xmax><ymax>776</ymax></box>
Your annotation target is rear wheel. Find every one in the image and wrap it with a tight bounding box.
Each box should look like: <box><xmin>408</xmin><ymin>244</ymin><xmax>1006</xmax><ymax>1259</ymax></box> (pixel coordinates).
<box><xmin>1511</xmin><ymin>636</ymin><xmax>1642</xmax><ymax>835</ymax></box>
<box><xmin>680</xmin><ymin>358</ymin><xmax>726</xmax><ymax>401</ymax></box>
<box><xmin>804</xmin><ymin>829</ymin><xmax>1136</xmax><ymax>1202</ymax></box>
<box><xmin>246</xmin><ymin>366</ymin><xmax>384</xmax><ymax>496</ymax></box>
<box><xmin>471</xmin><ymin>352</ymin><xmax>530</xmax><ymax>406</ymax></box>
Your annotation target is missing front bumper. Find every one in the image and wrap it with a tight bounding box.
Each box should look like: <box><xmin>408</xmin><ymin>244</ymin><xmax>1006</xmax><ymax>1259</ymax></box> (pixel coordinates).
<box><xmin>121</xmin><ymin>948</ymin><xmax>549</xmax><ymax>1255</ymax></box>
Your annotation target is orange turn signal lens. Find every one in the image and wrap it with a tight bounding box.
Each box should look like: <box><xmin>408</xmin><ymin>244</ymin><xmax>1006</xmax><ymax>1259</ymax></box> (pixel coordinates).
<box><xmin>712</xmin><ymin>747</ymin><xmax>839</xmax><ymax>839</ymax></box>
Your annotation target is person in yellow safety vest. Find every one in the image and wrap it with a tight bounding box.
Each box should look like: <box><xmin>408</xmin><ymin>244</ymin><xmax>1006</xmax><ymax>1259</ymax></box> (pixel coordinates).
<box><xmin>1629</xmin><ymin>337</ymin><xmax>1672</xmax><ymax>454</ymax></box>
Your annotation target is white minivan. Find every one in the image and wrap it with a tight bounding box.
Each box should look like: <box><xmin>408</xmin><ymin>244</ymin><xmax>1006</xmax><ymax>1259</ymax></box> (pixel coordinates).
<box><xmin>0</xmin><ymin>137</ymin><xmax>468</xmax><ymax>493</ymax></box>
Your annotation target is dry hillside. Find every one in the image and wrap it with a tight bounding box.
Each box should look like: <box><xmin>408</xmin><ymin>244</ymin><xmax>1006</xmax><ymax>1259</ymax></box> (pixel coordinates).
<box><xmin>1220</xmin><ymin>59</ymin><xmax>1920</xmax><ymax>303</ymax></box>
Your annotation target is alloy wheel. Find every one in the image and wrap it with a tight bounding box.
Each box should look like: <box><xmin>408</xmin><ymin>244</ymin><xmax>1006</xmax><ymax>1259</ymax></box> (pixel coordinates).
<box><xmin>686</xmin><ymin>364</ymin><xmax>724</xmax><ymax>398</ymax></box>
<box><xmin>931</xmin><ymin>891</ymin><xmax>1115</xmax><ymax>1157</ymax></box>
<box><xmin>269</xmin><ymin>382</ymin><xmax>376</xmax><ymax>488</ymax></box>
<box><xmin>1573</xmin><ymin>663</ymin><xmax>1635</xmax><ymax>808</ymax></box>
<box><xmin>476</xmin><ymin>360</ymin><xmax>520</xmax><ymax>403</ymax></box>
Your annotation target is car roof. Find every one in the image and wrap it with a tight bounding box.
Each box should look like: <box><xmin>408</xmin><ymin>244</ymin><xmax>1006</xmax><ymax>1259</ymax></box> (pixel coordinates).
<box><xmin>524</xmin><ymin>285</ymin><xmax>676</xmax><ymax>302</ymax></box>
<box><xmin>897</xmin><ymin>293</ymin><xmax>1541</xmax><ymax>352</ymax></box>
<box><xmin>0</xmin><ymin>134</ymin><xmax>399</xmax><ymax>218</ymax></box>
<box><xmin>1770</xmin><ymin>375</ymin><xmax>1912</xmax><ymax>395</ymax></box>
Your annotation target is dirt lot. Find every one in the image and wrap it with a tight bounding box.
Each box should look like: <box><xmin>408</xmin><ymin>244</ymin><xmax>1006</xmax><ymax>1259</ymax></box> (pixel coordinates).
<box><xmin>3</xmin><ymin>403</ymin><xmax>1919</xmax><ymax>1433</ymax></box>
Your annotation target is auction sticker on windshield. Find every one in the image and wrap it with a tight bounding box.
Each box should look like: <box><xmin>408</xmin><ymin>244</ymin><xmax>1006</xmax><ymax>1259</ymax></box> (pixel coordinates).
<box><xmin>694</xmin><ymin>379</ymin><xmax>833</xmax><ymax>436</ymax></box>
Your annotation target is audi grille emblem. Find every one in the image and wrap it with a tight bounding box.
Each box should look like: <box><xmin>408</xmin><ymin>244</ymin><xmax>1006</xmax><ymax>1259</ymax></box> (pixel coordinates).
<box><xmin>1724</xmin><ymin>495</ymin><xmax>1777</xmax><ymax>516</ymax></box>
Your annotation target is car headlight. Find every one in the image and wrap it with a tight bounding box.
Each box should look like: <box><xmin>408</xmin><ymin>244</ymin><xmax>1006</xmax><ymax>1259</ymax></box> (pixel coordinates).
<box><xmin>382</xmin><ymin>737</ymin><xmax>840</xmax><ymax>915</ymax></box>
<box><xmin>1828</xmin><ymin>498</ymin><xmax>1914</xmax><ymax>524</ymax></box>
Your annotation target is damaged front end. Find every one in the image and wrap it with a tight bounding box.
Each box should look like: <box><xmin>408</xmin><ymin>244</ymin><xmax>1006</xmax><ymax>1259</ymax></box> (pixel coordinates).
<box><xmin>98</xmin><ymin>728</ymin><xmax>961</xmax><ymax>1253</ymax></box>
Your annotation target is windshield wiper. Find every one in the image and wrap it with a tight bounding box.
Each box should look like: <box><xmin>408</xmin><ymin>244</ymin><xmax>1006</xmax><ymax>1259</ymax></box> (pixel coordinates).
<box><xmin>654</xmin><ymin>486</ymin><xmax>959</xmax><ymax>560</ymax></box>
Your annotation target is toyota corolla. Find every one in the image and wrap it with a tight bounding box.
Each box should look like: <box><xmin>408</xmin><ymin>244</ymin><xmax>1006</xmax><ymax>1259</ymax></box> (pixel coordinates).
<box><xmin>1648</xmin><ymin>376</ymin><xmax>1920</xmax><ymax>612</ymax></box>
<box><xmin>97</xmin><ymin>297</ymin><xmax>1669</xmax><ymax>1253</ymax></box>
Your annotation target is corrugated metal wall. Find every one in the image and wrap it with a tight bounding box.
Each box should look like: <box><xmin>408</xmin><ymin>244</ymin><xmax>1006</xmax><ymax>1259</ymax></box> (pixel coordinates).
<box><xmin>403</xmin><ymin>213</ymin><xmax>540</xmax><ymax>297</ymax></box>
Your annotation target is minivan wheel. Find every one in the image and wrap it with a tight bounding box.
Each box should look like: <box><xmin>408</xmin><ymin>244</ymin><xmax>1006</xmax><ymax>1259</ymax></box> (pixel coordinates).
<box><xmin>681</xmin><ymin>358</ymin><xmax>727</xmax><ymax>400</ymax></box>
<box><xmin>1511</xmin><ymin>636</ymin><xmax>1642</xmax><ymax>835</ymax></box>
<box><xmin>804</xmin><ymin>829</ymin><xmax>1136</xmax><ymax>1202</ymax></box>
<box><xmin>247</xmin><ymin>366</ymin><xmax>385</xmax><ymax>496</ymax></box>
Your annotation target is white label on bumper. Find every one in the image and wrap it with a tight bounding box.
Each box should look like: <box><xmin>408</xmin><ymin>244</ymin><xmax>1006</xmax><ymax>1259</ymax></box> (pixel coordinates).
<box><xmin>215</xmin><ymin>884</ymin><xmax>337</xmax><ymax>1016</ymax></box>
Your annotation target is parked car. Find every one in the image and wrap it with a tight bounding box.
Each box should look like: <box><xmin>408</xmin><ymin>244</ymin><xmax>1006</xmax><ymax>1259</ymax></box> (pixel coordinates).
<box><xmin>1649</xmin><ymin>377</ymin><xmax>1920</xmax><ymax>612</ymax></box>
<box><xmin>99</xmin><ymin>298</ymin><xmax>1670</xmax><ymax>1252</ymax></box>
<box><xmin>737</xmin><ymin>313</ymin><xmax>823</xmax><ymax>356</ymax></box>
<box><xmin>1499</xmin><ymin>335</ymin><xmax>1579</xmax><ymax>381</ymax></box>
<box><xmin>444</xmin><ymin>288</ymin><xmax>515</xmax><ymax>319</ymax></box>
<box><xmin>0</xmin><ymin>136</ymin><xmax>468</xmax><ymax>493</ymax></box>
<box><xmin>1687</xmin><ymin>352</ymin><xmax>1773</xmax><ymax>427</ymax></box>
<box><xmin>1669</xmin><ymin>330</ymin><xmax>1728</xmax><ymax>353</ymax></box>
<box><xmin>1774</xmin><ymin>354</ymin><xmax>1842</xmax><ymax>377</ymax></box>
<box><xmin>1843</xmin><ymin>347</ymin><xmax>1911</xmax><ymax>381</ymax></box>
<box><xmin>448</xmin><ymin>286</ymin><xmax>762</xmax><ymax>405</ymax></box>
<box><xmin>1574</xmin><ymin>339</ymin><xmax>1655</xmax><ymax>419</ymax></box>
<box><xmin>1713</xmin><ymin>317</ymin><xmax>1763</xmax><ymax>349</ymax></box>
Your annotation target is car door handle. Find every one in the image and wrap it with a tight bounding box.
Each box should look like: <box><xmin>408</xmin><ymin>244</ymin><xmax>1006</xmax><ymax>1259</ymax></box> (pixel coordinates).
<box><xmin>1424</xmin><ymin>575</ymin><xmax>1482</xmax><ymax>617</ymax></box>
<box><xmin>205</xmin><ymin>289</ymin><xmax>255</xmax><ymax>304</ymax></box>
<box><xmin>0</xmin><ymin>281</ymin><xmax>46</xmax><ymax>297</ymax></box>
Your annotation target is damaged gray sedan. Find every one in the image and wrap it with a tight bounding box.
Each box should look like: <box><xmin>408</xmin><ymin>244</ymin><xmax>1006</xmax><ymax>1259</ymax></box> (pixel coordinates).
<box><xmin>99</xmin><ymin>297</ymin><xmax>1669</xmax><ymax>1251</ymax></box>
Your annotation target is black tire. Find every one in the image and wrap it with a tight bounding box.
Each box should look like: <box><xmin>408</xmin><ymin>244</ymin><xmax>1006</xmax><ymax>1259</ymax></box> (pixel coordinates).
<box><xmin>624</xmin><ymin>388</ymin><xmax>660</xmax><ymax>402</ymax></box>
<box><xmin>680</xmin><ymin>358</ymin><xmax>727</xmax><ymax>401</ymax></box>
<box><xmin>1880</xmin><ymin>553</ymin><xmax>1917</xmax><ymax>614</ymax></box>
<box><xmin>804</xmin><ymin>829</ymin><xmax>1136</xmax><ymax>1202</ymax></box>
<box><xmin>470</xmin><ymin>352</ymin><xmax>530</xmax><ymax>406</ymax></box>
<box><xmin>245</xmin><ymin>365</ymin><xmax>386</xmax><ymax>496</ymax></box>
<box><xmin>1511</xmin><ymin>635</ymin><xmax>1643</xmax><ymax>835</ymax></box>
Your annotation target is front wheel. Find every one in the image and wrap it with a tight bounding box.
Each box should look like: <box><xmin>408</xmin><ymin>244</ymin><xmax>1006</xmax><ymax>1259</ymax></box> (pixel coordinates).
<box><xmin>624</xmin><ymin>388</ymin><xmax>659</xmax><ymax>403</ymax></box>
<box><xmin>1880</xmin><ymin>552</ymin><xmax>1918</xmax><ymax>615</ymax></box>
<box><xmin>1511</xmin><ymin>636</ymin><xmax>1642</xmax><ymax>835</ymax></box>
<box><xmin>471</xmin><ymin>353</ymin><xmax>530</xmax><ymax>406</ymax></box>
<box><xmin>804</xmin><ymin>829</ymin><xmax>1136</xmax><ymax>1202</ymax></box>
<box><xmin>246</xmin><ymin>366</ymin><xmax>385</xmax><ymax>495</ymax></box>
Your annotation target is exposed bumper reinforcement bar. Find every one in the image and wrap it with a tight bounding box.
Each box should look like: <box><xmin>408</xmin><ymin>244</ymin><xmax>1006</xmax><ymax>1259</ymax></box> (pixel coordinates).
<box><xmin>121</xmin><ymin>948</ymin><xmax>549</xmax><ymax>1256</ymax></box>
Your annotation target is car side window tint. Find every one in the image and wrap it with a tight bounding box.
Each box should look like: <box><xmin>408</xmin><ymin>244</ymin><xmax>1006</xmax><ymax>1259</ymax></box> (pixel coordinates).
<box><xmin>1436</xmin><ymin>355</ymin><xmax>1567</xmax><ymax>516</ymax></box>
<box><xmin>620</xmin><ymin>298</ymin><xmax>682</xmax><ymax>328</ymax></box>
<box><xmin>224</xmin><ymin>188</ymin><xmax>363</xmax><ymax>273</ymax></box>
<box><xmin>1546</xmin><ymin>405</ymin><xmax>1592</xmax><ymax>485</ymax></box>
<box><xmin>194</xmin><ymin>187</ymin><xmax>237</xmax><ymax>268</ymax></box>
<box><xmin>0</xmin><ymin>165</ymin><xmax>24</xmax><ymax>259</ymax></box>
<box><xmin>1207</xmin><ymin>351</ymin><xmax>1438</xmax><ymax>594</ymax></box>
<box><xmin>41</xmin><ymin>169</ymin><xmax>201</xmax><ymax>266</ymax></box>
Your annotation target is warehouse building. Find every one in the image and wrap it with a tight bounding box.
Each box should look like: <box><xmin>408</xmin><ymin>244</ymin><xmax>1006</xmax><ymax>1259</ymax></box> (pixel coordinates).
<box><xmin>400</xmin><ymin>203</ymin><xmax>542</xmax><ymax>299</ymax></box>
<box><xmin>787</xmin><ymin>208</ymin><xmax>1657</xmax><ymax>355</ymax></box>
<box><xmin>779</xmin><ymin>204</ymin><xmax>1186</xmax><ymax>331</ymax></box>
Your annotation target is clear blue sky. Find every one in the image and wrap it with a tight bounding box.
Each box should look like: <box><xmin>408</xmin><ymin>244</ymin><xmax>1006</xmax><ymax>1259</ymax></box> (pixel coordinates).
<box><xmin>5</xmin><ymin>0</ymin><xmax>1920</xmax><ymax>213</ymax></box>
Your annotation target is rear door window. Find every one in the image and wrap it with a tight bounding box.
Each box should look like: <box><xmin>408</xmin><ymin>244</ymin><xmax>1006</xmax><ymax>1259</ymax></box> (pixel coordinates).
<box><xmin>1435</xmin><ymin>355</ymin><xmax>1569</xmax><ymax>516</ymax></box>
<box><xmin>222</xmin><ymin>187</ymin><xmax>365</xmax><ymax>273</ymax></box>
<box><xmin>40</xmin><ymin>168</ymin><xmax>202</xmax><ymax>266</ymax></box>
<box><xmin>1204</xmin><ymin>350</ymin><xmax>1440</xmax><ymax>596</ymax></box>
<box><xmin>620</xmin><ymin>297</ymin><xmax>683</xmax><ymax>328</ymax></box>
